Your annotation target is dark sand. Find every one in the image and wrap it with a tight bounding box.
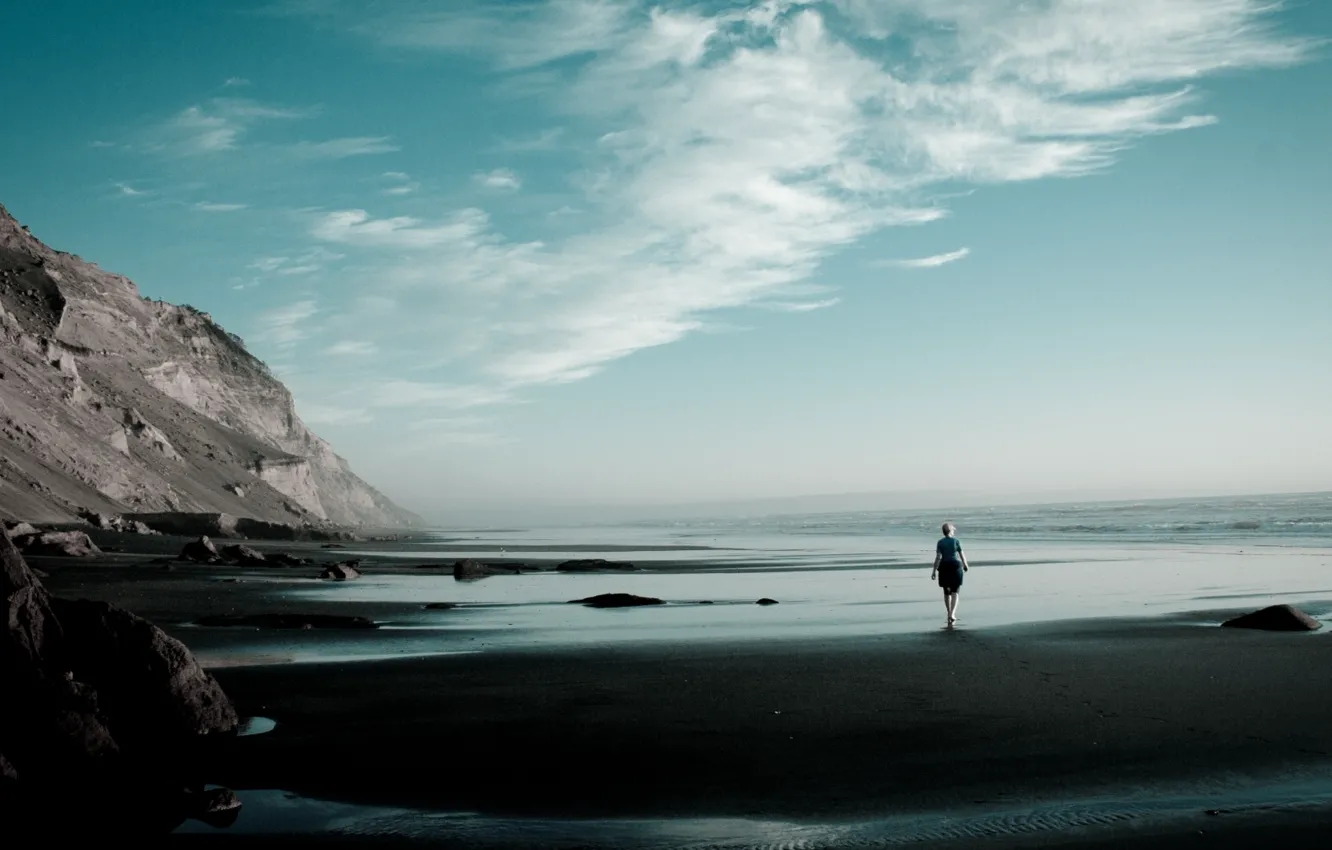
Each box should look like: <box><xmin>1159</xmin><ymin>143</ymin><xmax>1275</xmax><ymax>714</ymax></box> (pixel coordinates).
<box><xmin>28</xmin><ymin>539</ymin><xmax>1332</xmax><ymax>848</ymax></box>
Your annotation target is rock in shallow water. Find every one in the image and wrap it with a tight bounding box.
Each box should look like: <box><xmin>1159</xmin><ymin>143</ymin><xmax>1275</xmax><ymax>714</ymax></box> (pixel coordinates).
<box><xmin>556</xmin><ymin>558</ymin><xmax>638</xmax><ymax>572</ymax></box>
<box><xmin>13</xmin><ymin>530</ymin><xmax>101</xmax><ymax>557</ymax></box>
<box><xmin>320</xmin><ymin>561</ymin><xmax>361</xmax><ymax>581</ymax></box>
<box><xmin>195</xmin><ymin>613</ymin><xmax>378</xmax><ymax>629</ymax></box>
<box><xmin>570</xmin><ymin>593</ymin><xmax>664</xmax><ymax>608</ymax></box>
<box><xmin>1221</xmin><ymin>604</ymin><xmax>1321</xmax><ymax>631</ymax></box>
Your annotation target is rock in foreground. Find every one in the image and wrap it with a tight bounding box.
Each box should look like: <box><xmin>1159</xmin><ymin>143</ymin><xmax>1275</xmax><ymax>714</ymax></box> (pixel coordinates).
<box><xmin>1221</xmin><ymin>604</ymin><xmax>1322</xmax><ymax>631</ymax></box>
<box><xmin>570</xmin><ymin>593</ymin><xmax>665</xmax><ymax>608</ymax></box>
<box><xmin>320</xmin><ymin>561</ymin><xmax>361</xmax><ymax>581</ymax></box>
<box><xmin>0</xmin><ymin>532</ymin><xmax>239</xmax><ymax>834</ymax></box>
<box><xmin>453</xmin><ymin>558</ymin><xmax>525</xmax><ymax>580</ymax></box>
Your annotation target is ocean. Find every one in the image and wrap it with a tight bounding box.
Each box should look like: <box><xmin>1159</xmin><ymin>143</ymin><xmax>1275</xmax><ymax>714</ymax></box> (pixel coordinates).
<box><xmin>185</xmin><ymin>491</ymin><xmax>1332</xmax><ymax>666</ymax></box>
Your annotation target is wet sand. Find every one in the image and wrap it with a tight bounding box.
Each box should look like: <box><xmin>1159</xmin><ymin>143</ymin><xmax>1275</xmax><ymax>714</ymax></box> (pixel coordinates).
<box><xmin>28</xmin><ymin>540</ymin><xmax>1332</xmax><ymax>848</ymax></box>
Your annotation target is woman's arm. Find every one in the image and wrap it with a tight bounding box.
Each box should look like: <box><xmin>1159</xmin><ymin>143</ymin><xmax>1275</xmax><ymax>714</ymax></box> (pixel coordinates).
<box><xmin>960</xmin><ymin>548</ymin><xmax>970</xmax><ymax>571</ymax></box>
<box><xmin>931</xmin><ymin>552</ymin><xmax>940</xmax><ymax>579</ymax></box>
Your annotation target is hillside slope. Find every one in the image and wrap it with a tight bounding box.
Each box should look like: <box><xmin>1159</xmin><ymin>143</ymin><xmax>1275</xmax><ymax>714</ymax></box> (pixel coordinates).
<box><xmin>0</xmin><ymin>203</ymin><xmax>421</xmax><ymax>527</ymax></box>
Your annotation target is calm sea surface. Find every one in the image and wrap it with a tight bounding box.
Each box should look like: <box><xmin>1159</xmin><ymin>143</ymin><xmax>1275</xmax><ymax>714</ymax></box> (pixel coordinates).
<box><xmin>185</xmin><ymin>492</ymin><xmax>1332</xmax><ymax>667</ymax></box>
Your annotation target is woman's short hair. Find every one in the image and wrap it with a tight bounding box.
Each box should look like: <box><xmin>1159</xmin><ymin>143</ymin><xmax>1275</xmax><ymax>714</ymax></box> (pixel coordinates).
<box><xmin>941</xmin><ymin>522</ymin><xmax>956</xmax><ymax>535</ymax></box>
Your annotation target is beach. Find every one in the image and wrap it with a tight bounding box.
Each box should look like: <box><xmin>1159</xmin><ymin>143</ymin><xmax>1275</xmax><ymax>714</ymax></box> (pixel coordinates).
<box><xmin>26</xmin><ymin>494</ymin><xmax>1332</xmax><ymax>847</ymax></box>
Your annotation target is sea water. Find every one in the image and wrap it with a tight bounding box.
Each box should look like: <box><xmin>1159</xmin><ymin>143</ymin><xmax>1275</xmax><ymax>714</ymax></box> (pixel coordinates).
<box><xmin>186</xmin><ymin>492</ymin><xmax>1332</xmax><ymax>666</ymax></box>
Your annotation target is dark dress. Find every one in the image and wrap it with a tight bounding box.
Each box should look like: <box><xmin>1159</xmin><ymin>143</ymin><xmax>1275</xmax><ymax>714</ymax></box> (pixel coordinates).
<box><xmin>936</xmin><ymin>536</ymin><xmax>964</xmax><ymax>591</ymax></box>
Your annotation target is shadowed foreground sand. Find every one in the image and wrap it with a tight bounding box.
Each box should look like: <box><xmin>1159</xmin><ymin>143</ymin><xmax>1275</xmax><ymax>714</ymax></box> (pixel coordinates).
<box><xmin>166</xmin><ymin>618</ymin><xmax>1332</xmax><ymax>848</ymax></box>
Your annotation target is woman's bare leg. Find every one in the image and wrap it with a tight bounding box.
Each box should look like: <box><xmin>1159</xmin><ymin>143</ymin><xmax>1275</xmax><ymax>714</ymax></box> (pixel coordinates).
<box><xmin>950</xmin><ymin>592</ymin><xmax>960</xmax><ymax>623</ymax></box>
<box><xmin>944</xmin><ymin>591</ymin><xmax>955</xmax><ymax>624</ymax></box>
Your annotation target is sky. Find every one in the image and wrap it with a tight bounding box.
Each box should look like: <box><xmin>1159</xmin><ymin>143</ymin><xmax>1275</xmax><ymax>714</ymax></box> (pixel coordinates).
<box><xmin>1</xmin><ymin>0</ymin><xmax>1329</xmax><ymax>521</ymax></box>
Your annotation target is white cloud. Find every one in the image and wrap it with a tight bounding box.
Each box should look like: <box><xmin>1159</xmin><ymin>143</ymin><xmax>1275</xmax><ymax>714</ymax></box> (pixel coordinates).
<box><xmin>160</xmin><ymin>98</ymin><xmax>313</xmax><ymax>154</ymax></box>
<box><xmin>248</xmin><ymin>247</ymin><xmax>343</xmax><ymax>277</ymax></box>
<box><xmin>765</xmin><ymin>298</ymin><xmax>842</xmax><ymax>312</ymax></box>
<box><xmin>474</xmin><ymin>168</ymin><xmax>522</xmax><ymax>191</ymax></box>
<box><xmin>879</xmin><ymin>248</ymin><xmax>971</xmax><ymax>269</ymax></box>
<box><xmin>383</xmin><ymin>171</ymin><xmax>410</xmax><ymax>180</ymax></box>
<box><xmin>253</xmin><ymin>299</ymin><xmax>318</xmax><ymax>347</ymax></box>
<box><xmin>493</xmin><ymin>127</ymin><xmax>566</xmax><ymax>152</ymax></box>
<box><xmin>90</xmin><ymin>140</ymin><xmax>117</xmax><ymax>149</ymax></box>
<box><xmin>324</xmin><ymin>340</ymin><xmax>378</xmax><ymax>356</ymax></box>
<box><xmin>194</xmin><ymin>201</ymin><xmax>248</xmax><ymax>212</ymax></box>
<box><xmin>286</xmin><ymin>0</ymin><xmax>1313</xmax><ymax>405</ymax></box>
<box><xmin>223</xmin><ymin>77</ymin><xmax>252</xmax><ymax>87</ymax></box>
<box><xmin>287</xmin><ymin>136</ymin><xmax>400</xmax><ymax>158</ymax></box>
<box><xmin>115</xmin><ymin>182</ymin><xmax>146</xmax><ymax>197</ymax></box>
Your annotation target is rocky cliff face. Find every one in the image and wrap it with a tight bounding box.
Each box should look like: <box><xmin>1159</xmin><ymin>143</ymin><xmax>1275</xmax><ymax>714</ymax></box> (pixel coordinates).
<box><xmin>0</xmin><ymin>203</ymin><xmax>421</xmax><ymax>527</ymax></box>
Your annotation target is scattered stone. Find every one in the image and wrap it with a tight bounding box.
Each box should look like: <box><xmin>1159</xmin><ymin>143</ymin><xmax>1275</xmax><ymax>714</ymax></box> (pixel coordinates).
<box><xmin>320</xmin><ymin>561</ymin><xmax>361</xmax><ymax>581</ymax></box>
<box><xmin>423</xmin><ymin>602</ymin><xmax>458</xmax><ymax>610</ymax></box>
<box><xmin>570</xmin><ymin>593</ymin><xmax>665</xmax><ymax>608</ymax></box>
<box><xmin>219</xmin><ymin>544</ymin><xmax>265</xmax><ymax>565</ymax></box>
<box><xmin>321</xmin><ymin>543</ymin><xmax>346</xmax><ymax>549</ymax></box>
<box><xmin>556</xmin><ymin>558</ymin><xmax>638</xmax><ymax>572</ymax></box>
<box><xmin>2</xmin><ymin>521</ymin><xmax>38</xmax><ymax>539</ymax></box>
<box><xmin>195</xmin><ymin>613</ymin><xmax>378</xmax><ymax>630</ymax></box>
<box><xmin>223</xmin><ymin>484</ymin><xmax>245</xmax><ymax>499</ymax></box>
<box><xmin>697</xmin><ymin>600</ymin><xmax>714</xmax><ymax>605</ymax></box>
<box><xmin>1221</xmin><ymin>604</ymin><xmax>1321</xmax><ymax>632</ymax></box>
<box><xmin>177</xmin><ymin>536</ymin><xmax>219</xmax><ymax>563</ymax></box>
<box><xmin>756</xmin><ymin>598</ymin><xmax>779</xmax><ymax>605</ymax></box>
<box><xmin>13</xmin><ymin>530</ymin><xmax>101</xmax><ymax>557</ymax></box>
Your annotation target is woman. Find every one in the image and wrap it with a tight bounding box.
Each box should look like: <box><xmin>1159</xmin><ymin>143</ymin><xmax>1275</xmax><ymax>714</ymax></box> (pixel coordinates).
<box><xmin>931</xmin><ymin>522</ymin><xmax>969</xmax><ymax>626</ymax></box>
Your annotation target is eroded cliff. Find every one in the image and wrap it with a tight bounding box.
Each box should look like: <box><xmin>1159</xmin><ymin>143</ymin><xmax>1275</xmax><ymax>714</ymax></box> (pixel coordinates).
<box><xmin>0</xmin><ymin>203</ymin><xmax>421</xmax><ymax>527</ymax></box>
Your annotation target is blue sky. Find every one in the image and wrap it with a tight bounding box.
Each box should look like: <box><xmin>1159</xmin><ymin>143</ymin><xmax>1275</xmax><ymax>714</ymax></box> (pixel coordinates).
<box><xmin>2</xmin><ymin>0</ymin><xmax>1329</xmax><ymax>518</ymax></box>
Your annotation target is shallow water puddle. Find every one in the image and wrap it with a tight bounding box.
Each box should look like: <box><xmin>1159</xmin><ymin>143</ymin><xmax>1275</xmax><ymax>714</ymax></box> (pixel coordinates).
<box><xmin>175</xmin><ymin>768</ymin><xmax>1332</xmax><ymax>847</ymax></box>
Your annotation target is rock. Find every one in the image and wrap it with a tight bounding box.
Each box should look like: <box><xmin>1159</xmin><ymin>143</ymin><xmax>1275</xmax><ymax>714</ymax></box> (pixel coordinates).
<box><xmin>223</xmin><ymin>483</ymin><xmax>245</xmax><ymax>499</ymax></box>
<box><xmin>1221</xmin><ymin>604</ymin><xmax>1321</xmax><ymax>631</ymax></box>
<box><xmin>0</xmin><ymin>751</ymin><xmax>16</xmax><ymax>781</ymax></box>
<box><xmin>555</xmin><ymin>558</ymin><xmax>639</xmax><ymax>572</ymax></box>
<box><xmin>177</xmin><ymin>536</ymin><xmax>219</xmax><ymax>563</ymax></box>
<box><xmin>756</xmin><ymin>598</ymin><xmax>779</xmax><ymax>605</ymax></box>
<box><xmin>3</xmin><ymin>521</ymin><xmax>39</xmax><ymax>539</ymax></box>
<box><xmin>453</xmin><ymin>558</ymin><xmax>522</xmax><ymax>579</ymax></box>
<box><xmin>320</xmin><ymin>561</ymin><xmax>361</xmax><ymax>581</ymax></box>
<box><xmin>14</xmin><ymin>530</ymin><xmax>101</xmax><ymax>557</ymax></box>
<box><xmin>569</xmin><ymin>593</ymin><xmax>665</xmax><ymax>608</ymax></box>
<box><xmin>321</xmin><ymin>543</ymin><xmax>346</xmax><ymax>549</ymax></box>
<box><xmin>218</xmin><ymin>544</ymin><xmax>265</xmax><ymax>565</ymax></box>
<box><xmin>49</xmin><ymin>597</ymin><xmax>239</xmax><ymax>745</ymax></box>
<box><xmin>182</xmin><ymin>786</ymin><xmax>242</xmax><ymax>828</ymax></box>
<box><xmin>423</xmin><ymin>602</ymin><xmax>457</xmax><ymax>610</ymax></box>
<box><xmin>195</xmin><ymin>614</ymin><xmax>378</xmax><ymax>630</ymax></box>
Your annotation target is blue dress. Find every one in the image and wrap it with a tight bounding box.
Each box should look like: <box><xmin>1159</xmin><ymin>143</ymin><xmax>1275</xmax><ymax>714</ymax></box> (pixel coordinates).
<box><xmin>936</xmin><ymin>536</ymin><xmax>964</xmax><ymax>590</ymax></box>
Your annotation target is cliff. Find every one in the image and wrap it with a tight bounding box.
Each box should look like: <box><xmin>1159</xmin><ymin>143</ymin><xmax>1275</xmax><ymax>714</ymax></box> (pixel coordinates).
<box><xmin>0</xmin><ymin>203</ymin><xmax>421</xmax><ymax>527</ymax></box>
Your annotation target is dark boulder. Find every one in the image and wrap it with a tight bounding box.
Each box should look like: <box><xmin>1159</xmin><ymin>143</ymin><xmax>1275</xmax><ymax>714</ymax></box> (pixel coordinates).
<box><xmin>756</xmin><ymin>598</ymin><xmax>780</xmax><ymax>606</ymax></box>
<box><xmin>570</xmin><ymin>593</ymin><xmax>665</xmax><ymax>608</ymax></box>
<box><xmin>320</xmin><ymin>543</ymin><xmax>347</xmax><ymax>549</ymax></box>
<box><xmin>1221</xmin><ymin>604</ymin><xmax>1321</xmax><ymax>631</ymax></box>
<box><xmin>177</xmin><ymin>537</ymin><xmax>219</xmax><ymax>563</ymax></box>
<box><xmin>14</xmin><ymin>530</ymin><xmax>101</xmax><ymax>558</ymax></box>
<box><xmin>195</xmin><ymin>613</ymin><xmax>378</xmax><ymax>630</ymax></box>
<box><xmin>423</xmin><ymin>602</ymin><xmax>458</xmax><ymax>610</ymax></box>
<box><xmin>219</xmin><ymin>544</ymin><xmax>265</xmax><ymax>565</ymax></box>
<box><xmin>182</xmin><ymin>786</ymin><xmax>242</xmax><ymax>828</ymax></box>
<box><xmin>0</xmin><ymin>751</ymin><xmax>15</xmax><ymax>780</ymax></box>
<box><xmin>320</xmin><ymin>561</ymin><xmax>361</xmax><ymax>581</ymax></box>
<box><xmin>49</xmin><ymin>598</ymin><xmax>239</xmax><ymax>745</ymax></box>
<box><xmin>556</xmin><ymin>558</ymin><xmax>638</xmax><ymax>572</ymax></box>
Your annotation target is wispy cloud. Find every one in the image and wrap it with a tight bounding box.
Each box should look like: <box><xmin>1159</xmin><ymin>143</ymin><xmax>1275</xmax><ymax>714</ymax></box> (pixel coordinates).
<box><xmin>324</xmin><ymin>340</ymin><xmax>378</xmax><ymax>356</ymax></box>
<box><xmin>248</xmin><ymin>247</ymin><xmax>343</xmax><ymax>279</ymax></box>
<box><xmin>493</xmin><ymin>127</ymin><xmax>565</xmax><ymax>152</ymax></box>
<box><xmin>90</xmin><ymin>140</ymin><xmax>117</xmax><ymax>149</ymax></box>
<box><xmin>276</xmin><ymin>0</ymin><xmax>1314</xmax><ymax>407</ymax></box>
<box><xmin>381</xmin><ymin>171</ymin><xmax>419</xmax><ymax>195</ymax></box>
<box><xmin>115</xmin><ymin>182</ymin><xmax>146</xmax><ymax>197</ymax></box>
<box><xmin>287</xmin><ymin>136</ymin><xmax>400</xmax><ymax>159</ymax></box>
<box><xmin>158</xmin><ymin>97</ymin><xmax>313</xmax><ymax>154</ymax></box>
<box><xmin>223</xmin><ymin>77</ymin><xmax>252</xmax><ymax>87</ymax></box>
<box><xmin>764</xmin><ymin>298</ymin><xmax>843</xmax><ymax>312</ymax></box>
<box><xmin>879</xmin><ymin>248</ymin><xmax>971</xmax><ymax>270</ymax></box>
<box><xmin>194</xmin><ymin>201</ymin><xmax>248</xmax><ymax>212</ymax></box>
<box><xmin>474</xmin><ymin>168</ymin><xmax>522</xmax><ymax>191</ymax></box>
<box><xmin>253</xmin><ymin>299</ymin><xmax>318</xmax><ymax>346</ymax></box>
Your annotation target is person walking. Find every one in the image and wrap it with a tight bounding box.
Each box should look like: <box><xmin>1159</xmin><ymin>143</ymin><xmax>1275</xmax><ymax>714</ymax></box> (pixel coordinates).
<box><xmin>931</xmin><ymin>522</ymin><xmax>969</xmax><ymax>626</ymax></box>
